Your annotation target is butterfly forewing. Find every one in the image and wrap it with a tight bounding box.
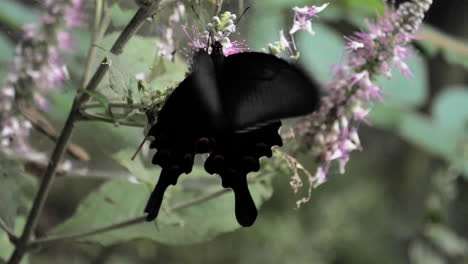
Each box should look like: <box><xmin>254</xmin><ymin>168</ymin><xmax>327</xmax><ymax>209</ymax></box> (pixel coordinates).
<box><xmin>220</xmin><ymin>52</ymin><xmax>320</xmax><ymax>131</ymax></box>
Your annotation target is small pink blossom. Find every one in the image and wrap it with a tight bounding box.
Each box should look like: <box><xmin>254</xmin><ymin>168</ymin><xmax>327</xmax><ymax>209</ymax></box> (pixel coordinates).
<box><xmin>289</xmin><ymin>3</ymin><xmax>329</xmax><ymax>35</ymax></box>
<box><xmin>344</xmin><ymin>36</ymin><xmax>364</xmax><ymax>51</ymax></box>
<box><xmin>222</xmin><ymin>40</ymin><xmax>249</xmax><ymax>56</ymax></box>
<box><xmin>65</xmin><ymin>0</ymin><xmax>87</xmax><ymax>28</ymax></box>
<box><xmin>57</xmin><ymin>31</ymin><xmax>73</xmax><ymax>52</ymax></box>
<box><xmin>183</xmin><ymin>25</ymin><xmax>208</xmax><ymax>50</ymax></box>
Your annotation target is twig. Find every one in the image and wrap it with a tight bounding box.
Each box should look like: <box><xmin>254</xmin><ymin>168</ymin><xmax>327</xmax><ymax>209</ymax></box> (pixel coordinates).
<box><xmin>0</xmin><ymin>217</ymin><xmax>18</xmax><ymax>244</ymax></box>
<box><xmin>81</xmin><ymin>0</ymin><xmax>104</xmax><ymax>87</ymax></box>
<box><xmin>7</xmin><ymin>2</ymin><xmax>166</xmax><ymax>263</ymax></box>
<box><xmin>18</xmin><ymin>101</ymin><xmax>90</xmax><ymax>161</ymax></box>
<box><xmin>29</xmin><ymin>188</ymin><xmax>230</xmax><ymax>247</ymax></box>
<box><xmin>419</xmin><ymin>26</ymin><xmax>468</xmax><ymax>57</ymax></box>
<box><xmin>29</xmin><ymin>216</ymin><xmax>147</xmax><ymax>247</ymax></box>
<box><xmin>81</xmin><ymin>102</ymin><xmax>143</xmax><ymax>110</ymax></box>
<box><xmin>77</xmin><ymin>110</ymin><xmax>145</xmax><ymax>127</ymax></box>
<box><xmin>131</xmin><ymin>134</ymin><xmax>149</xmax><ymax>160</ymax></box>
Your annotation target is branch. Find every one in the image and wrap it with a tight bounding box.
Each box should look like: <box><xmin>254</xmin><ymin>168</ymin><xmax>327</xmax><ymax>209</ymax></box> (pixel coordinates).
<box><xmin>419</xmin><ymin>26</ymin><xmax>468</xmax><ymax>57</ymax></box>
<box><xmin>7</xmin><ymin>2</ymin><xmax>166</xmax><ymax>263</ymax></box>
<box><xmin>29</xmin><ymin>188</ymin><xmax>230</xmax><ymax>247</ymax></box>
<box><xmin>18</xmin><ymin>101</ymin><xmax>90</xmax><ymax>161</ymax></box>
<box><xmin>77</xmin><ymin>110</ymin><xmax>145</xmax><ymax>127</ymax></box>
<box><xmin>81</xmin><ymin>102</ymin><xmax>143</xmax><ymax>110</ymax></box>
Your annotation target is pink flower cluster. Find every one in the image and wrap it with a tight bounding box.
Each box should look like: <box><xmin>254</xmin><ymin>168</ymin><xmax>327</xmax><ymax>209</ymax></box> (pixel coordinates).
<box><xmin>0</xmin><ymin>0</ymin><xmax>87</xmax><ymax>158</ymax></box>
<box><xmin>293</xmin><ymin>0</ymin><xmax>432</xmax><ymax>200</ymax></box>
<box><xmin>266</xmin><ymin>4</ymin><xmax>328</xmax><ymax>59</ymax></box>
<box><xmin>182</xmin><ymin>12</ymin><xmax>249</xmax><ymax>58</ymax></box>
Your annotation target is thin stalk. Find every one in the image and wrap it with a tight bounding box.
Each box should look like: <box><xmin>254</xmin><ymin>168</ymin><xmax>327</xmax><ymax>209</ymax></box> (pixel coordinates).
<box><xmin>419</xmin><ymin>26</ymin><xmax>468</xmax><ymax>57</ymax></box>
<box><xmin>81</xmin><ymin>102</ymin><xmax>144</xmax><ymax>110</ymax></box>
<box><xmin>82</xmin><ymin>0</ymin><xmax>104</xmax><ymax>88</ymax></box>
<box><xmin>77</xmin><ymin>110</ymin><xmax>145</xmax><ymax>127</ymax></box>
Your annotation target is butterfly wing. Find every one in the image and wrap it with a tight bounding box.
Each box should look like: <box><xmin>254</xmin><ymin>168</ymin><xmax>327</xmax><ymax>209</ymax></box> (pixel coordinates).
<box><xmin>219</xmin><ymin>52</ymin><xmax>321</xmax><ymax>130</ymax></box>
<box><xmin>190</xmin><ymin>50</ymin><xmax>226</xmax><ymax>130</ymax></box>
<box><xmin>145</xmin><ymin>51</ymin><xmax>223</xmax><ymax>221</ymax></box>
<box><xmin>204</xmin><ymin>121</ymin><xmax>283</xmax><ymax>226</ymax></box>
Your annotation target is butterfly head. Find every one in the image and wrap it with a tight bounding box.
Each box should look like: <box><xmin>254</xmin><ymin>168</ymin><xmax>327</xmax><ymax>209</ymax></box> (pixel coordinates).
<box><xmin>211</xmin><ymin>41</ymin><xmax>225</xmax><ymax>57</ymax></box>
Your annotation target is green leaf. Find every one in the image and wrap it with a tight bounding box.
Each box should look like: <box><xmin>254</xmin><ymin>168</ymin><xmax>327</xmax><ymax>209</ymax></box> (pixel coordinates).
<box><xmin>342</xmin><ymin>0</ymin><xmax>384</xmax><ymax>13</ymax></box>
<box><xmin>0</xmin><ymin>155</ymin><xmax>35</xmax><ymax>229</ymax></box>
<box><xmin>377</xmin><ymin>55</ymin><xmax>428</xmax><ymax>108</ymax></box>
<box><xmin>0</xmin><ymin>218</ymin><xmax>27</xmax><ymax>262</ymax></box>
<box><xmin>409</xmin><ymin>241</ymin><xmax>445</xmax><ymax>264</ymax></box>
<box><xmin>369</xmin><ymin>104</ymin><xmax>404</xmax><ymax>129</ymax></box>
<box><xmin>0</xmin><ymin>34</ymin><xmax>13</xmax><ymax>63</ymax></box>
<box><xmin>109</xmin><ymin>4</ymin><xmax>135</xmax><ymax>27</ymax></box>
<box><xmin>0</xmin><ymin>1</ymin><xmax>38</xmax><ymax>30</ymax></box>
<box><xmin>398</xmin><ymin>113</ymin><xmax>456</xmax><ymax>159</ymax></box>
<box><xmin>80</xmin><ymin>89</ymin><xmax>113</xmax><ymax>117</ymax></box>
<box><xmin>93</xmin><ymin>33</ymin><xmax>187</xmax><ymax>103</ymax></box>
<box><xmin>145</xmin><ymin>55</ymin><xmax>187</xmax><ymax>93</ymax></box>
<box><xmin>0</xmin><ymin>232</ymin><xmax>13</xmax><ymax>262</ymax></box>
<box><xmin>299</xmin><ymin>24</ymin><xmax>346</xmax><ymax>84</ymax></box>
<box><xmin>51</xmin><ymin>164</ymin><xmax>274</xmax><ymax>245</ymax></box>
<box><xmin>427</xmin><ymin>224</ymin><xmax>468</xmax><ymax>258</ymax></box>
<box><xmin>432</xmin><ymin>85</ymin><xmax>468</xmax><ymax>136</ymax></box>
<box><xmin>112</xmin><ymin>149</ymin><xmax>159</xmax><ymax>184</ymax></box>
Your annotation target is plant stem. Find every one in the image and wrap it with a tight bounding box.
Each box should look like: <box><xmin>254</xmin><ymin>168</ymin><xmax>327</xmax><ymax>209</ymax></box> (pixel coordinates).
<box><xmin>81</xmin><ymin>0</ymin><xmax>104</xmax><ymax>88</ymax></box>
<box><xmin>29</xmin><ymin>188</ymin><xmax>230</xmax><ymax>247</ymax></box>
<box><xmin>419</xmin><ymin>26</ymin><xmax>468</xmax><ymax>57</ymax></box>
<box><xmin>81</xmin><ymin>102</ymin><xmax>143</xmax><ymax>110</ymax></box>
<box><xmin>77</xmin><ymin>110</ymin><xmax>145</xmax><ymax>127</ymax></box>
<box><xmin>7</xmin><ymin>3</ymin><xmax>164</xmax><ymax>264</ymax></box>
<box><xmin>30</xmin><ymin>216</ymin><xmax>147</xmax><ymax>247</ymax></box>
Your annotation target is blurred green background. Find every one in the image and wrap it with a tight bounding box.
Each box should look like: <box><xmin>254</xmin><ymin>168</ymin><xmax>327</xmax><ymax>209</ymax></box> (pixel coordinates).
<box><xmin>1</xmin><ymin>0</ymin><xmax>468</xmax><ymax>263</ymax></box>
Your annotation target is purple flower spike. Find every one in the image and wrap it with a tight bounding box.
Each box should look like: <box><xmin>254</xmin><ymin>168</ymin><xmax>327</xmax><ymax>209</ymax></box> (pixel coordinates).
<box><xmin>1</xmin><ymin>0</ymin><xmax>88</xmax><ymax>158</ymax></box>
<box><xmin>292</xmin><ymin>0</ymin><xmax>432</xmax><ymax>201</ymax></box>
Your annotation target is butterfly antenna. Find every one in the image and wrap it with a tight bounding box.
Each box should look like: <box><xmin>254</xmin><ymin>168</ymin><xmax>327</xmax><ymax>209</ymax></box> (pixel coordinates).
<box><xmin>131</xmin><ymin>133</ymin><xmax>149</xmax><ymax>161</ymax></box>
<box><xmin>235</xmin><ymin>6</ymin><xmax>250</xmax><ymax>25</ymax></box>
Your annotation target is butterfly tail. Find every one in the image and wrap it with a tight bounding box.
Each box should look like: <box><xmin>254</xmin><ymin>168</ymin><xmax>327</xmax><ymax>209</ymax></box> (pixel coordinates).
<box><xmin>231</xmin><ymin>173</ymin><xmax>257</xmax><ymax>227</ymax></box>
<box><xmin>204</xmin><ymin>122</ymin><xmax>283</xmax><ymax>227</ymax></box>
<box><xmin>145</xmin><ymin>163</ymin><xmax>185</xmax><ymax>221</ymax></box>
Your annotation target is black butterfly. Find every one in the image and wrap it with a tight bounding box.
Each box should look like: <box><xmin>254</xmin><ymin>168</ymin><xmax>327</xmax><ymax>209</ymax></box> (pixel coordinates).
<box><xmin>145</xmin><ymin>41</ymin><xmax>320</xmax><ymax>227</ymax></box>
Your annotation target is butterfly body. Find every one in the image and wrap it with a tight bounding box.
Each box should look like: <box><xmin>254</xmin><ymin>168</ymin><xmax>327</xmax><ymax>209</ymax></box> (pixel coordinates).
<box><xmin>145</xmin><ymin>42</ymin><xmax>320</xmax><ymax>227</ymax></box>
